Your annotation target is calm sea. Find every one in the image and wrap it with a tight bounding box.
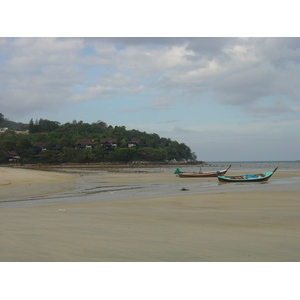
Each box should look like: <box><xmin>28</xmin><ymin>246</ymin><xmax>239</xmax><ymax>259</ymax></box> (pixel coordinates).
<box><xmin>119</xmin><ymin>161</ymin><xmax>300</xmax><ymax>173</ymax></box>
<box><xmin>204</xmin><ymin>161</ymin><xmax>300</xmax><ymax>172</ymax></box>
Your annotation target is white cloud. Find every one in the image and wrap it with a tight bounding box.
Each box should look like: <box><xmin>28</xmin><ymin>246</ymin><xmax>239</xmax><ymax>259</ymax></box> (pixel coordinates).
<box><xmin>70</xmin><ymin>85</ymin><xmax>115</xmax><ymax>103</ymax></box>
<box><xmin>69</xmin><ymin>72</ymin><xmax>145</xmax><ymax>103</ymax></box>
<box><xmin>1</xmin><ymin>37</ymin><xmax>300</xmax><ymax>122</ymax></box>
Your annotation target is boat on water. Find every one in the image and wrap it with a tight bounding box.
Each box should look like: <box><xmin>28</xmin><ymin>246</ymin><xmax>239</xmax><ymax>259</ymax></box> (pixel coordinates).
<box><xmin>218</xmin><ymin>167</ymin><xmax>278</xmax><ymax>183</ymax></box>
<box><xmin>175</xmin><ymin>165</ymin><xmax>231</xmax><ymax>178</ymax></box>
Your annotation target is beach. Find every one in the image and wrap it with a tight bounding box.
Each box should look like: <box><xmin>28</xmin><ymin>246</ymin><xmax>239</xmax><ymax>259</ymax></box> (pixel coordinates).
<box><xmin>1</xmin><ymin>165</ymin><xmax>300</xmax><ymax>262</ymax></box>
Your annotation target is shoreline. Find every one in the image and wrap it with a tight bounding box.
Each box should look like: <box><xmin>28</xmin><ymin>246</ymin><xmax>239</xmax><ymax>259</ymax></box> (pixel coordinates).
<box><xmin>1</xmin><ymin>166</ymin><xmax>299</xmax><ymax>207</ymax></box>
<box><xmin>1</xmin><ymin>166</ymin><xmax>300</xmax><ymax>261</ymax></box>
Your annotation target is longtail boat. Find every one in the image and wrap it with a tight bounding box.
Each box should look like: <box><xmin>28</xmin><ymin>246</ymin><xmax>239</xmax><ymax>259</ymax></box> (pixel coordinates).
<box><xmin>218</xmin><ymin>167</ymin><xmax>278</xmax><ymax>183</ymax></box>
<box><xmin>175</xmin><ymin>165</ymin><xmax>231</xmax><ymax>178</ymax></box>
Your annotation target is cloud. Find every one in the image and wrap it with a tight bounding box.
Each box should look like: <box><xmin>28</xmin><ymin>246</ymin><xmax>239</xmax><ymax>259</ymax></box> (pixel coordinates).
<box><xmin>245</xmin><ymin>100</ymin><xmax>295</xmax><ymax>117</ymax></box>
<box><xmin>146</xmin><ymin>37</ymin><xmax>300</xmax><ymax>117</ymax></box>
<box><xmin>1</xmin><ymin>37</ymin><xmax>300</xmax><ymax>121</ymax></box>
<box><xmin>69</xmin><ymin>72</ymin><xmax>145</xmax><ymax>103</ymax></box>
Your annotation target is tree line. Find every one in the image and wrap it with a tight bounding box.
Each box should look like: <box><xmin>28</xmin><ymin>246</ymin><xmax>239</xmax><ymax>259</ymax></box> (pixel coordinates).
<box><xmin>0</xmin><ymin>115</ymin><xmax>197</xmax><ymax>164</ymax></box>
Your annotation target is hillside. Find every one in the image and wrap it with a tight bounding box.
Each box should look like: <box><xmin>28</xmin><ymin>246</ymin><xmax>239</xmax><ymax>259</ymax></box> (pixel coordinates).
<box><xmin>0</xmin><ymin>114</ymin><xmax>197</xmax><ymax>164</ymax></box>
<box><xmin>0</xmin><ymin>113</ymin><xmax>28</xmax><ymax>131</ymax></box>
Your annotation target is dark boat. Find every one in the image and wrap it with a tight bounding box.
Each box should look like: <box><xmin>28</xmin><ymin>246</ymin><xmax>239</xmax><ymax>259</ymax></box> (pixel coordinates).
<box><xmin>218</xmin><ymin>167</ymin><xmax>278</xmax><ymax>183</ymax></box>
<box><xmin>175</xmin><ymin>165</ymin><xmax>231</xmax><ymax>178</ymax></box>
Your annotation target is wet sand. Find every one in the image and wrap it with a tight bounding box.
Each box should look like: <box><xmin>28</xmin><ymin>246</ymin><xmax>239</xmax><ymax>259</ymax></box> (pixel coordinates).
<box><xmin>1</xmin><ymin>167</ymin><xmax>300</xmax><ymax>261</ymax></box>
<box><xmin>0</xmin><ymin>166</ymin><xmax>77</xmax><ymax>199</ymax></box>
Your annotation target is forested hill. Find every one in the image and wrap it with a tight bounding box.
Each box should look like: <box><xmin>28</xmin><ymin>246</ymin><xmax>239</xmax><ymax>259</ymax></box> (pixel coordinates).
<box><xmin>0</xmin><ymin>113</ymin><xmax>28</xmax><ymax>131</ymax></box>
<box><xmin>0</xmin><ymin>115</ymin><xmax>197</xmax><ymax>164</ymax></box>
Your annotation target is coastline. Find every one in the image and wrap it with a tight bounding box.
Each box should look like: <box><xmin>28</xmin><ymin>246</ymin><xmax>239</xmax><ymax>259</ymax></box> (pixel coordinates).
<box><xmin>0</xmin><ymin>166</ymin><xmax>78</xmax><ymax>200</ymax></box>
<box><xmin>1</xmin><ymin>166</ymin><xmax>300</xmax><ymax>261</ymax></box>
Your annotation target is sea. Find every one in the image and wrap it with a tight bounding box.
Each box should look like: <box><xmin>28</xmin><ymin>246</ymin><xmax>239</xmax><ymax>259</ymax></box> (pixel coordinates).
<box><xmin>115</xmin><ymin>160</ymin><xmax>300</xmax><ymax>173</ymax></box>
<box><xmin>180</xmin><ymin>160</ymin><xmax>300</xmax><ymax>172</ymax></box>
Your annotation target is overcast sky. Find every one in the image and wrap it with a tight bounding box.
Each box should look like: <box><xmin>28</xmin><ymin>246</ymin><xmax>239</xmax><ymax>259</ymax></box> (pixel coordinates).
<box><xmin>1</xmin><ymin>2</ymin><xmax>299</xmax><ymax>162</ymax></box>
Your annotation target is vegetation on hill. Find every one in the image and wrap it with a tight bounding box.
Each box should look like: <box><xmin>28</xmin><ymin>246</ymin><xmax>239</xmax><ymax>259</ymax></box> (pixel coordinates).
<box><xmin>0</xmin><ymin>113</ymin><xmax>28</xmax><ymax>131</ymax></box>
<box><xmin>0</xmin><ymin>113</ymin><xmax>197</xmax><ymax>164</ymax></box>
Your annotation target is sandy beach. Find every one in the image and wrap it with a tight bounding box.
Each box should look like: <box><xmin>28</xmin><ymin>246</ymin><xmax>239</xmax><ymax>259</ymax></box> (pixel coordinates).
<box><xmin>1</xmin><ymin>166</ymin><xmax>300</xmax><ymax>262</ymax></box>
<box><xmin>0</xmin><ymin>166</ymin><xmax>77</xmax><ymax>199</ymax></box>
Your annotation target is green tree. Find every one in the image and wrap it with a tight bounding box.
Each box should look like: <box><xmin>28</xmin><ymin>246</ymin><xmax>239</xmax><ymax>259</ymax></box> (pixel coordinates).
<box><xmin>0</xmin><ymin>150</ymin><xmax>7</xmax><ymax>163</ymax></box>
<box><xmin>0</xmin><ymin>113</ymin><xmax>4</xmax><ymax>125</ymax></box>
<box><xmin>1</xmin><ymin>115</ymin><xmax>196</xmax><ymax>163</ymax></box>
<box><xmin>137</xmin><ymin>147</ymin><xmax>167</xmax><ymax>161</ymax></box>
<box><xmin>58</xmin><ymin>135</ymin><xmax>71</xmax><ymax>148</ymax></box>
<box><xmin>15</xmin><ymin>135</ymin><xmax>32</xmax><ymax>156</ymax></box>
<box><xmin>108</xmin><ymin>147</ymin><xmax>137</xmax><ymax>162</ymax></box>
<box><xmin>37</xmin><ymin>150</ymin><xmax>59</xmax><ymax>164</ymax></box>
<box><xmin>0</xmin><ymin>130</ymin><xmax>17</xmax><ymax>151</ymax></box>
<box><xmin>91</xmin><ymin>145</ymin><xmax>106</xmax><ymax>161</ymax></box>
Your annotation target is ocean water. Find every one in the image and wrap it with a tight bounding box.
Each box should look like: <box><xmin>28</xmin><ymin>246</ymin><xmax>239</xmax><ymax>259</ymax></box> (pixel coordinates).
<box><xmin>116</xmin><ymin>161</ymin><xmax>300</xmax><ymax>174</ymax></box>
<box><xmin>201</xmin><ymin>161</ymin><xmax>300</xmax><ymax>172</ymax></box>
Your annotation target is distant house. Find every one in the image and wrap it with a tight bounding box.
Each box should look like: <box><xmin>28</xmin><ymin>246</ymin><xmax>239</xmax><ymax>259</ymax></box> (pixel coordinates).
<box><xmin>32</xmin><ymin>142</ymin><xmax>47</xmax><ymax>152</ymax></box>
<box><xmin>100</xmin><ymin>138</ymin><xmax>118</xmax><ymax>150</ymax></box>
<box><xmin>127</xmin><ymin>138</ymin><xmax>147</xmax><ymax>148</ymax></box>
<box><xmin>74</xmin><ymin>139</ymin><xmax>94</xmax><ymax>149</ymax></box>
<box><xmin>0</xmin><ymin>127</ymin><xmax>8</xmax><ymax>133</ymax></box>
<box><xmin>15</xmin><ymin>130</ymin><xmax>29</xmax><ymax>135</ymax></box>
<box><xmin>0</xmin><ymin>128</ymin><xmax>29</xmax><ymax>135</ymax></box>
<box><xmin>6</xmin><ymin>150</ymin><xmax>20</xmax><ymax>161</ymax></box>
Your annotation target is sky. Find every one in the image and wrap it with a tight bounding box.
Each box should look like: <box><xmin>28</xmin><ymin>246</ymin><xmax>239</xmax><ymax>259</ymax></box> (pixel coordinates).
<box><xmin>1</xmin><ymin>2</ymin><xmax>298</xmax><ymax>295</ymax></box>
<box><xmin>1</xmin><ymin>3</ymin><xmax>300</xmax><ymax>162</ymax></box>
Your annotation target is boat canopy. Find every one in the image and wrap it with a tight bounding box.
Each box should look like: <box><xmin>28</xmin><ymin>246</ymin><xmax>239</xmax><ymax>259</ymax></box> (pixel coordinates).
<box><xmin>174</xmin><ymin>168</ymin><xmax>182</xmax><ymax>174</ymax></box>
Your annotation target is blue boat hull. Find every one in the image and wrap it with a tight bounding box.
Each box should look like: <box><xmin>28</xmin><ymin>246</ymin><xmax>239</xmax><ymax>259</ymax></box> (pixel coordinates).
<box><xmin>218</xmin><ymin>167</ymin><xmax>278</xmax><ymax>183</ymax></box>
